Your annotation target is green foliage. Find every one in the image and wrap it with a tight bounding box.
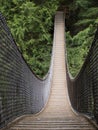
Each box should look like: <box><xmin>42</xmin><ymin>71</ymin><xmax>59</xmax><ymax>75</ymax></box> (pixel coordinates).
<box><xmin>72</xmin><ymin>0</ymin><xmax>91</xmax><ymax>9</ymax></box>
<box><xmin>66</xmin><ymin>0</ymin><xmax>98</xmax><ymax>34</ymax></box>
<box><xmin>75</xmin><ymin>7</ymin><xmax>98</xmax><ymax>28</ymax></box>
<box><xmin>82</xmin><ymin>7</ymin><xmax>98</xmax><ymax>18</ymax></box>
<box><xmin>75</xmin><ymin>19</ymin><xmax>94</xmax><ymax>27</ymax></box>
<box><xmin>65</xmin><ymin>0</ymin><xmax>98</xmax><ymax>77</ymax></box>
<box><xmin>66</xmin><ymin>25</ymin><xmax>96</xmax><ymax>77</ymax></box>
<box><xmin>0</xmin><ymin>0</ymin><xmax>59</xmax><ymax>77</ymax></box>
<box><xmin>0</xmin><ymin>0</ymin><xmax>98</xmax><ymax>78</ymax></box>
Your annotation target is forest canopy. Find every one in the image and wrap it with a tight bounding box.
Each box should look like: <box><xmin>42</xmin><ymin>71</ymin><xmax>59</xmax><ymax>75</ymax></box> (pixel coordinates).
<box><xmin>0</xmin><ymin>0</ymin><xmax>98</xmax><ymax>77</ymax></box>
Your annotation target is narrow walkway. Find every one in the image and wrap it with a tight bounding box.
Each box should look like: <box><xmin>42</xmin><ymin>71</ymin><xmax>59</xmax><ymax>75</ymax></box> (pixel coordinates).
<box><xmin>8</xmin><ymin>12</ymin><xmax>96</xmax><ymax>130</ymax></box>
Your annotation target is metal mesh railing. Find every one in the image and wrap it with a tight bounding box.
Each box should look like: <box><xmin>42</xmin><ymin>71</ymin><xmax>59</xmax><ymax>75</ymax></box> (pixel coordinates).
<box><xmin>0</xmin><ymin>13</ymin><xmax>53</xmax><ymax>129</ymax></box>
<box><xmin>66</xmin><ymin>28</ymin><xmax>98</xmax><ymax>123</ymax></box>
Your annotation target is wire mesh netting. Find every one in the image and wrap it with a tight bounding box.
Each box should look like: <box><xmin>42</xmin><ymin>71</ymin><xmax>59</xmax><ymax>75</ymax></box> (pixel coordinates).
<box><xmin>67</xmin><ymin>28</ymin><xmax>98</xmax><ymax>123</ymax></box>
<box><xmin>0</xmin><ymin>13</ymin><xmax>53</xmax><ymax>129</ymax></box>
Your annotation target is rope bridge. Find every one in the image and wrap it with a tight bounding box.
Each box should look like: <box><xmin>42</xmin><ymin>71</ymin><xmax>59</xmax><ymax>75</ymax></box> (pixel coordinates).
<box><xmin>0</xmin><ymin>12</ymin><xmax>98</xmax><ymax>130</ymax></box>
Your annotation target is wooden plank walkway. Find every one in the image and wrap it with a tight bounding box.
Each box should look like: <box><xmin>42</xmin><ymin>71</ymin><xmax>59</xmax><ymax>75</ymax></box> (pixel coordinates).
<box><xmin>7</xmin><ymin>12</ymin><xmax>96</xmax><ymax>130</ymax></box>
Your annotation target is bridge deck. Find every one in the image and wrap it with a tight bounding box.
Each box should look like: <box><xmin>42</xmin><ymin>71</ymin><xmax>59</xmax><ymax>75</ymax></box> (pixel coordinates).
<box><xmin>7</xmin><ymin>12</ymin><xmax>96</xmax><ymax>130</ymax></box>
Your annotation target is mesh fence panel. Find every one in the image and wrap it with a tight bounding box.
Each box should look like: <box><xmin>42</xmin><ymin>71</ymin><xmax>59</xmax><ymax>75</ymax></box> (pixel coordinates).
<box><xmin>67</xmin><ymin>28</ymin><xmax>98</xmax><ymax>123</ymax></box>
<box><xmin>0</xmin><ymin>13</ymin><xmax>53</xmax><ymax>128</ymax></box>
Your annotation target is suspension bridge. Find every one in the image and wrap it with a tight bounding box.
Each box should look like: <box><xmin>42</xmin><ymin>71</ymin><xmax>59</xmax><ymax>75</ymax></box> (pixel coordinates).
<box><xmin>0</xmin><ymin>12</ymin><xmax>98</xmax><ymax>130</ymax></box>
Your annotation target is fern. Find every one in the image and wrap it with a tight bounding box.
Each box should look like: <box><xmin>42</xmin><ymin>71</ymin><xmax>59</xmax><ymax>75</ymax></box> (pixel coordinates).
<box><xmin>82</xmin><ymin>7</ymin><xmax>98</xmax><ymax>18</ymax></box>
<box><xmin>75</xmin><ymin>19</ymin><xmax>94</xmax><ymax>26</ymax></box>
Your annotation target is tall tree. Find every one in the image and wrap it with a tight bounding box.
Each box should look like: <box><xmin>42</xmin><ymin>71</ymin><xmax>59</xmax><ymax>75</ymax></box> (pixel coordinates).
<box><xmin>0</xmin><ymin>0</ymin><xmax>59</xmax><ymax>77</ymax></box>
